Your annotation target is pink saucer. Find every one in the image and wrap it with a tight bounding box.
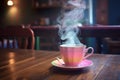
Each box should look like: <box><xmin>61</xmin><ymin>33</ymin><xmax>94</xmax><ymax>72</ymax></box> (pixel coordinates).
<box><xmin>51</xmin><ymin>59</ymin><xmax>93</xmax><ymax>69</ymax></box>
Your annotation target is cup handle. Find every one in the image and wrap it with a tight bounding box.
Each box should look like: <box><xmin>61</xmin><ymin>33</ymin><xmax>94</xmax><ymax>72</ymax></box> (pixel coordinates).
<box><xmin>84</xmin><ymin>47</ymin><xmax>94</xmax><ymax>59</ymax></box>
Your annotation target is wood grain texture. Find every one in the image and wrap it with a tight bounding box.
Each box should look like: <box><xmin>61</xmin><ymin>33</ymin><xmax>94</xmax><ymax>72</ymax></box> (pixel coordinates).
<box><xmin>0</xmin><ymin>49</ymin><xmax>120</xmax><ymax>80</ymax></box>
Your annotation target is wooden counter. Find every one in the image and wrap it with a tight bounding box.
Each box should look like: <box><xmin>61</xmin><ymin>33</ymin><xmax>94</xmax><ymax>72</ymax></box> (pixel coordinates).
<box><xmin>31</xmin><ymin>25</ymin><xmax>120</xmax><ymax>52</ymax></box>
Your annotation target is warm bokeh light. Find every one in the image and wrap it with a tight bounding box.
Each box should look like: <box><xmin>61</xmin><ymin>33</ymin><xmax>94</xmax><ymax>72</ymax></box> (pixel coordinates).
<box><xmin>7</xmin><ymin>6</ymin><xmax>19</xmax><ymax>20</ymax></box>
<box><xmin>5</xmin><ymin>5</ymin><xmax>20</xmax><ymax>24</ymax></box>
<box><xmin>9</xmin><ymin>7</ymin><xmax>17</xmax><ymax>15</ymax></box>
<box><xmin>9</xmin><ymin>59</ymin><xmax>15</xmax><ymax>64</ymax></box>
<box><xmin>7</xmin><ymin>0</ymin><xmax>14</xmax><ymax>6</ymax></box>
<box><xmin>9</xmin><ymin>52</ymin><xmax>15</xmax><ymax>64</ymax></box>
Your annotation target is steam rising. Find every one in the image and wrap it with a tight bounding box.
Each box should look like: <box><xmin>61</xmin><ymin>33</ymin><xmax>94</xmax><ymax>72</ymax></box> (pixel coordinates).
<box><xmin>57</xmin><ymin>0</ymin><xmax>86</xmax><ymax>46</ymax></box>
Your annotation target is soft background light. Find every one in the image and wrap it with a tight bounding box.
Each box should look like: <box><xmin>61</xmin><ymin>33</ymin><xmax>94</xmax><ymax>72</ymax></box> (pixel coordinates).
<box><xmin>7</xmin><ymin>0</ymin><xmax>14</xmax><ymax>6</ymax></box>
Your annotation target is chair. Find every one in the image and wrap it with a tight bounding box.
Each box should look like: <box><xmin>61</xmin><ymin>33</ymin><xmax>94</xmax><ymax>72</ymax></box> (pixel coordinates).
<box><xmin>5</xmin><ymin>25</ymin><xmax>25</xmax><ymax>28</ymax></box>
<box><xmin>0</xmin><ymin>27</ymin><xmax>35</xmax><ymax>49</ymax></box>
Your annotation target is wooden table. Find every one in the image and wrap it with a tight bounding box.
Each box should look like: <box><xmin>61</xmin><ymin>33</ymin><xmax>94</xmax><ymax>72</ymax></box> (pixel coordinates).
<box><xmin>0</xmin><ymin>49</ymin><xmax>120</xmax><ymax>80</ymax></box>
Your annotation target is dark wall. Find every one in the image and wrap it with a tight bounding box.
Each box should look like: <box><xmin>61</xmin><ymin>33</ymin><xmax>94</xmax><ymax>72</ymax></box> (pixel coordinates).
<box><xmin>3</xmin><ymin>0</ymin><xmax>120</xmax><ymax>26</ymax></box>
<box><xmin>0</xmin><ymin>0</ymin><xmax>61</xmax><ymax>27</ymax></box>
<box><xmin>0</xmin><ymin>0</ymin><xmax>34</xmax><ymax>26</ymax></box>
<box><xmin>108</xmin><ymin>0</ymin><xmax>120</xmax><ymax>25</ymax></box>
<box><xmin>0</xmin><ymin>0</ymin><xmax>7</xmax><ymax>26</ymax></box>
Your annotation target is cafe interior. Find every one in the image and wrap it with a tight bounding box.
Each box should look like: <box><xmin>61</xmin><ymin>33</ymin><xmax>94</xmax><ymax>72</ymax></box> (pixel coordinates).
<box><xmin>0</xmin><ymin>0</ymin><xmax>120</xmax><ymax>54</ymax></box>
<box><xmin>0</xmin><ymin>0</ymin><xmax>120</xmax><ymax>80</ymax></box>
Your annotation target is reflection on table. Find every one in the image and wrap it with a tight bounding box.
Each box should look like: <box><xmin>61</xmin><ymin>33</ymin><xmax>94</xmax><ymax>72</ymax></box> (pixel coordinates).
<box><xmin>0</xmin><ymin>49</ymin><xmax>120</xmax><ymax>80</ymax></box>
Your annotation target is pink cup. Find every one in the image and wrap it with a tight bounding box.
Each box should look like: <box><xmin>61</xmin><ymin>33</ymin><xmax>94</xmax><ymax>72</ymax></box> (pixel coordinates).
<box><xmin>60</xmin><ymin>44</ymin><xmax>94</xmax><ymax>66</ymax></box>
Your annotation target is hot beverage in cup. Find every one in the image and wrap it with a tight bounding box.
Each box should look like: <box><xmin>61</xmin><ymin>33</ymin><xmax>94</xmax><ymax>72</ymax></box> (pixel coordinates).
<box><xmin>60</xmin><ymin>44</ymin><xmax>94</xmax><ymax>66</ymax></box>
